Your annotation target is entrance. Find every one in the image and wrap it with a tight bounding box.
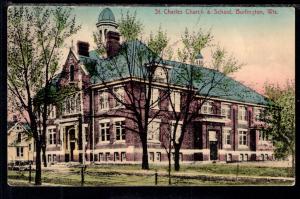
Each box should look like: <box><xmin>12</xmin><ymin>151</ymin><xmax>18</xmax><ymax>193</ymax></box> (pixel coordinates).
<box><xmin>208</xmin><ymin>131</ymin><xmax>218</xmax><ymax>161</ymax></box>
<box><xmin>210</xmin><ymin>141</ymin><xmax>218</xmax><ymax>160</ymax></box>
<box><xmin>69</xmin><ymin>129</ymin><xmax>76</xmax><ymax>161</ymax></box>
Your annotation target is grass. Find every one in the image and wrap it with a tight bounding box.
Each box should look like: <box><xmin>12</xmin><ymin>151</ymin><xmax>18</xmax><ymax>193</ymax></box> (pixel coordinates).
<box><xmin>86</xmin><ymin>163</ymin><xmax>293</xmax><ymax>178</ymax></box>
<box><xmin>7</xmin><ymin>163</ymin><xmax>295</xmax><ymax>186</ymax></box>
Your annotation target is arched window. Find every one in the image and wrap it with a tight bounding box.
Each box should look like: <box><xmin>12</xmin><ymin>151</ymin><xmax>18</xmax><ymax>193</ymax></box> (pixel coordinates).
<box><xmin>99</xmin><ymin>30</ymin><xmax>102</xmax><ymax>40</ymax></box>
<box><xmin>70</xmin><ymin>65</ymin><xmax>74</xmax><ymax>81</ymax></box>
<box><xmin>104</xmin><ymin>29</ymin><xmax>107</xmax><ymax>39</ymax></box>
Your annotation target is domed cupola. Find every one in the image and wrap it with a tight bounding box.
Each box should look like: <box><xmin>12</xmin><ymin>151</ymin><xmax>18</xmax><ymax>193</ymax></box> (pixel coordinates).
<box><xmin>195</xmin><ymin>52</ymin><xmax>204</xmax><ymax>66</ymax></box>
<box><xmin>96</xmin><ymin>8</ymin><xmax>118</xmax><ymax>44</ymax></box>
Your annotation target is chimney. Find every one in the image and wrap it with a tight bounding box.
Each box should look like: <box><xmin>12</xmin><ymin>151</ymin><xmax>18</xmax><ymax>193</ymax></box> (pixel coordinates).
<box><xmin>77</xmin><ymin>41</ymin><xmax>90</xmax><ymax>57</ymax></box>
<box><xmin>106</xmin><ymin>31</ymin><xmax>121</xmax><ymax>58</ymax></box>
<box><xmin>13</xmin><ymin>115</ymin><xmax>18</xmax><ymax>122</ymax></box>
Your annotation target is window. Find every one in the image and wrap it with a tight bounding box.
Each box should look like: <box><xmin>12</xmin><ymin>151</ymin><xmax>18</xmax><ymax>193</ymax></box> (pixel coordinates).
<box><xmin>259</xmin><ymin>130</ymin><xmax>268</xmax><ymax>141</ymax></box>
<box><xmin>113</xmin><ymin>87</ymin><xmax>125</xmax><ymax>108</ymax></box>
<box><xmin>48</xmin><ymin>128</ymin><xmax>56</xmax><ymax>145</ymax></box>
<box><xmin>201</xmin><ymin>101</ymin><xmax>213</xmax><ymax>114</ymax></box>
<box><xmin>99</xmin><ymin>153</ymin><xmax>103</xmax><ymax>162</ymax></box>
<box><xmin>171</xmin><ymin>121</ymin><xmax>182</xmax><ymax>143</ymax></box>
<box><xmin>16</xmin><ymin>147</ymin><xmax>23</xmax><ymax>157</ymax></box>
<box><xmin>169</xmin><ymin>91</ymin><xmax>180</xmax><ymax>112</ymax></box>
<box><xmin>261</xmin><ymin>154</ymin><xmax>265</xmax><ymax>161</ymax></box>
<box><xmin>17</xmin><ymin>133</ymin><xmax>21</xmax><ymax>142</ymax></box>
<box><xmin>221</xmin><ymin>104</ymin><xmax>231</xmax><ymax>119</ymax></box>
<box><xmin>226</xmin><ymin>154</ymin><xmax>232</xmax><ymax>162</ymax></box>
<box><xmin>239</xmin><ymin>154</ymin><xmax>244</xmax><ymax>161</ymax></box>
<box><xmin>105</xmin><ymin>152</ymin><xmax>110</xmax><ymax>161</ymax></box>
<box><xmin>114</xmin><ymin>152</ymin><xmax>120</xmax><ymax>161</ymax></box>
<box><xmin>99</xmin><ymin>122</ymin><xmax>110</xmax><ymax>142</ymax></box>
<box><xmin>265</xmin><ymin>154</ymin><xmax>268</xmax><ymax>160</ymax></box>
<box><xmin>48</xmin><ymin>154</ymin><xmax>52</xmax><ymax>162</ymax></box>
<box><xmin>94</xmin><ymin>154</ymin><xmax>98</xmax><ymax>161</ymax></box>
<box><xmin>245</xmin><ymin>154</ymin><xmax>249</xmax><ymax>161</ymax></box>
<box><xmin>121</xmin><ymin>152</ymin><xmax>126</xmax><ymax>162</ymax></box>
<box><xmin>70</xmin><ymin>65</ymin><xmax>75</xmax><ymax>81</ymax></box>
<box><xmin>29</xmin><ymin>144</ymin><xmax>31</xmax><ymax>151</ymax></box>
<box><xmin>254</xmin><ymin>108</ymin><xmax>263</xmax><ymax>121</ymax></box>
<box><xmin>156</xmin><ymin>152</ymin><xmax>161</xmax><ymax>162</ymax></box>
<box><xmin>147</xmin><ymin>87</ymin><xmax>159</xmax><ymax>109</ymax></box>
<box><xmin>148</xmin><ymin>121</ymin><xmax>160</xmax><ymax>141</ymax></box>
<box><xmin>149</xmin><ymin>152</ymin><xmax>154</xmax><ymax>162</ymax></box>
<box><xmin>238</xmin><ymin>130</ymin><xmax>248</xmax><ymax>146</ymax></box>
<box><xmin>223</xmin><ymin>128</ymin><xmax>231</xmax><ymax>146</ymax></box>
<box><xmin>238</xmin><ymin>106</ymin><xmax>247</xmax><ymax>121</ymax></box>
<box><xmin>99</xmin><ymin>90</ymin><xmax>109</xmax><ymax>111</ymax></box>
<box><xmin>154</xmin><ymin>67</ymin><xmax>167</xmax><ymax>83</ymax></box>
<box><xmin>62</xmin><ymin>93</ymin><xmax>81</xmax><ymax>115</ymax></box>
<box><xmin>115</xmin><ymin>121</ymin><xmax>125</xmax><ymax>141</ymax></box>
<box><xmin>48</xmin><ymin>104</ymin><xmax>56</xmax><ymax>119</ymax></box>
<box><xmin>99</xmin><ymin>30</ymin><xmax>102</xmax><ymax>41</ymax></box>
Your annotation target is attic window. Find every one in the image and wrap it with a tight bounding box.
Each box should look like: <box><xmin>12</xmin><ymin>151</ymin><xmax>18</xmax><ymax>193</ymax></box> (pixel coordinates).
<box><xmin>70</xmin><ymin>65</ymin><xmax>75</xmax><ymax>81</ymax></box>
<box><xmin>17</xmin><ymin>133</ymin><xmax>21</xmax><ymax>142</ymax></box>
<box><xmin>154</xmin><ymin>67</ymin><xmax>167</xmax><ymax>83</ymax></box>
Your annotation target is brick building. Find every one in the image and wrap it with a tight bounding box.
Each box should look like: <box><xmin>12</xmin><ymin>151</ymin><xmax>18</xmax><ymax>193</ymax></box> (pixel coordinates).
<box><xmin>42</xmin><ymin>8</ymin><xmax>273</xmax><ymax>165</ymax></box>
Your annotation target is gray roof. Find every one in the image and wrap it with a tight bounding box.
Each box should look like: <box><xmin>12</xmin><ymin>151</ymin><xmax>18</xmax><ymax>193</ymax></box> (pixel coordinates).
<box><xmin>78</xmin><ymin>40</ymin><xmax>268</xmax><ymax>105</ymax></box>
<box><xmin>195</xmin><ymin>53</ymin><xmax>203</xmax><ymax>59</ymax></box>
<box><xmin>98</xmin><ymin>8</ymin><xmax>115</xmax><ymax>23</ymax></box>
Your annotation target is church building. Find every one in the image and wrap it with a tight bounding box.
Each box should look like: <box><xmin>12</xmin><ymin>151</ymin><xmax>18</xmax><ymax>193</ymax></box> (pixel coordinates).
<box><xmin>42</xmin><ymin>8</ymin><xmax>274</xmax><ymax>165</ymax></box>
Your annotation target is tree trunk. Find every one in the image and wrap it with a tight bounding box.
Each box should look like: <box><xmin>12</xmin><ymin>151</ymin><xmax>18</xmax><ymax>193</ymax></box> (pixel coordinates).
<box><xmin>141</xmin><ymin>140</ymin><xmax>149</xmax><ymax>170</ymax></box>
<box><xmin>174</xmin><ymin>145</ymin><xmax>180</xmax><ymax>171</ymax></box>
<box><xmin>42</xmin><ymin>145</ymin><xmax>47</xmax><ymax>167</ymax></box>
<box><xmin>35</xmin><ymin>142</ymin><xmax>42</xmax><ymax>185</ymax></box>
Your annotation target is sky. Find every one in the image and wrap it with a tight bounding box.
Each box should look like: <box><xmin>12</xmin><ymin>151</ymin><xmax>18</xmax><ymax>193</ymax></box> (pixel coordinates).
<box><xmin>61</xmin><ymin>6</ymin><xmax>294</xmax><ymax>94</ymax></box>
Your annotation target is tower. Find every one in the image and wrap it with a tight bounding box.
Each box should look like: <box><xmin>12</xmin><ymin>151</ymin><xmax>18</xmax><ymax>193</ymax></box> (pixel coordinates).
<box><xmin>195</xmin><ymin>52</ymin><xmax>204</xmax><ymax>66</ymax></box>
<box><xmin>96</xmin><ymin>8</ymin><xmax>118</xmax><ymax>44</ymax></box>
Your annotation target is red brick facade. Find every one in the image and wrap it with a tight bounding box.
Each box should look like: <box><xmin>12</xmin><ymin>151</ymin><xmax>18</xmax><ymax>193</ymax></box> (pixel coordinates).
<box><xmin>40</xmin><ymin>48</ymin><xmax>274</xmax><ymax>165</ymax></box>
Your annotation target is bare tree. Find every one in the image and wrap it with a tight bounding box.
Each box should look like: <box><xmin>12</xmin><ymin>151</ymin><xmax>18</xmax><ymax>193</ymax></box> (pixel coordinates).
<box><xmin>167</xmin><ymin>28</ymin><xmax>243</xmax><ymax>171</ymax></box>
<box><xmin>89</xmin><ymin>12</ymin><xmax>171</xmax><ymax>170</ymax></box>
<box><xmin>8</xmin><ymin>6</ymin><xmax>80</xmax><ymax>185</ymax></box>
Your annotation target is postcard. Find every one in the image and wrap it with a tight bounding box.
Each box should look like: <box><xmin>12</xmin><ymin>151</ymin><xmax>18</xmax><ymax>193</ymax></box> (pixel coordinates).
<box><xmin>7</xmin><ymin>5</ymin><xmax>295</xmax><ymax>187</ymax></box>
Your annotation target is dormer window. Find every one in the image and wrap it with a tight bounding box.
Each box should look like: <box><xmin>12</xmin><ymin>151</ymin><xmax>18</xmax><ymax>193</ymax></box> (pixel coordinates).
<box><xmin>70</xmin><ymin>65</ymin><xmax>75</xmax><ymax>82</ymax></box>
<box><xmin>154</xmin><ymin>67</ymin><xmax>167</xmax><ymax>83</ymax></box>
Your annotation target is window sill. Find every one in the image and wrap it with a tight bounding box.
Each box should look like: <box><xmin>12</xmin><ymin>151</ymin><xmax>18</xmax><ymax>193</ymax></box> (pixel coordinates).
<box><xmin>98</xmin><ymin>141</ymin><xmax>110</xmax><ymax>144</ymax></box>
<box><xmin>223</xmin><ymin>144</ymin><xmax>231</xmax><ymax>149</ymax></box>
<box><xmin>238</xmin><ymin>145</ymin><xmax>248</xmax><ymax>149</ymax></box>
<box><xmin>114</xmin><ymin>140</ymin><xmax>126</xmax><ymax>143</ymax></box>
<box><xmin>258</xmin><ymin>141</ymin><xmax>271</xmax><ymax>145</ymax></box>
<box><xmin>111</xmin><ymin>106</ymin><xmax>125</xmax><ymax>110</ymax></box>
<box><xmin>148</xmin><ymin>140</ymin><xmax>161</xmax><ymax>144</ymax></box>
<box><xmin>238</xmin><ymin>120</ymin><xmax>248</xmax><ymax>124</ymax></box>
<box><xmin>99</xmin><ymin>109</ymin><xmax>109</xmax><ymax>112</ymax></box>
<box><xmin>62</xmin><ymin>112</ymin><xmax>81</xmax><ymax>116</ymax></box>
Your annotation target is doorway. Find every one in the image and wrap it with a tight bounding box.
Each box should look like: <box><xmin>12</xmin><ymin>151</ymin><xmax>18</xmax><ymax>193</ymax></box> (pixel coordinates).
<box><xmin>69</xmin><ymin>129</ymin><xmax>76</xmax><ymax>161</ymax></box>
<box><xmin>210</xmin><ymin>141</ymin><xmax>218</xmax><ymax>160</ymax></box>
<box><xmin>208</xmin><ymin>131</ymin><xmax>218</xmax><ymax>161</ymax></box>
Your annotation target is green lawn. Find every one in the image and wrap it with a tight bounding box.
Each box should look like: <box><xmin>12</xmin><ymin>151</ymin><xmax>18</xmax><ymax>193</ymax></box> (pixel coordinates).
<box><xmin>7</xmin><ymin>163</ymin><xmax>294</xmax><ymax>186</ymax></box>
<box><xmin>83</xmin><ymin>163</ymin><xmax>294</xmax><ymax>178</ymax></box>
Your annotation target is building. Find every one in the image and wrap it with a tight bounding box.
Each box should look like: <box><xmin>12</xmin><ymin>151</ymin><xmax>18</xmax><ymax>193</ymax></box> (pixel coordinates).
<box><xmin>42</xmin><ymin>8</ymin><xmax>274</xmax><ymax>164</ymax></box>
<box><xmin>7</xmin><ymin>121</ymin><xmax>34</xmax><ymax>164</ymax></box>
